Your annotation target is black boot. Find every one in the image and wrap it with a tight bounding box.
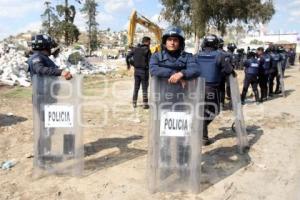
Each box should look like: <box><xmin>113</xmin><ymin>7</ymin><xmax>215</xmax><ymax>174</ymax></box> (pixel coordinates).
<box><xmin>132</xmin><ymin>101</ymin><xmax>137</xmax><ymax>108</ymax></box>
<box><xmin>241</xmin><ymin>89</ymin><xmax>247</xmax><ymax>105</ymax></box>
<box><xmin>274</xmin><ymin>86</ymin><xmax>280</xmax><ymax>94</ymax></box>
<box><xmin>254</xmin><ymin>90</ymin><xmax>260</xmax><ymax>103</ymax></box>
<box><xmin>143</xmin><ymin>99</ymin><xmax>149</xmax><ymax>109</ymax></box>
<box><xmin>202</xmin><ymin>125</ymin><xmax>212</xmax><ymax>146</ymax></box>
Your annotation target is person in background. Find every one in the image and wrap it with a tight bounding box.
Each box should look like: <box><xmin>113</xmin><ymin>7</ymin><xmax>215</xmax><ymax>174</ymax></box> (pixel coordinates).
<box><xmin>126</xmin><ymin>36</ymin><xmax>152</xmax><ymax>109</ymax></box>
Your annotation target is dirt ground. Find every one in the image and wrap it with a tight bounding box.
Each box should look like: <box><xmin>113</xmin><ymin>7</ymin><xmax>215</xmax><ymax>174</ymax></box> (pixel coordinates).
<box><xmin>1</xmin><ymin>64</ymin><xmax>300</xmax><ymax>200</ymax></box>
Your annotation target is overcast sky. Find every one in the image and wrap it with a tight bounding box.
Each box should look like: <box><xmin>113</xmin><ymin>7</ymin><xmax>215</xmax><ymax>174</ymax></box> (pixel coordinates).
<box><xmin>0</xmin><ymin>0</ymin><xmax>300</xmax><ymax>40</ymax></box>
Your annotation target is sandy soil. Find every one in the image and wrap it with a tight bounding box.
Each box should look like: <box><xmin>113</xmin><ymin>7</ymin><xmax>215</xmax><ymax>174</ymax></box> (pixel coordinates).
<box><xmin>1</xmin><ymin>65</ymin><xmax>300</xmax><ymax>200</ymax></box>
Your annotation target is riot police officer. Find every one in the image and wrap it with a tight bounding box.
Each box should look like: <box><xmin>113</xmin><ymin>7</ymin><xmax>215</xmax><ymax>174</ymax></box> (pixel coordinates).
<box><xmin>268</xmin><ymin>45</ymin><xmax>281</xmax><ymax>96</ymax></box>
<box><xmin>126</xmin><ymin>36</ymin><xmax>151</xmax><ymax>109</ymax></box>
<box><xmin>149</xmin><ymin>26</ymin><xmax>200</xmax><ymax>167</ymax></box>
<box><xmin>241</xmin><ymin>49</ymin><xmax>260</xmax><ymax>104</ymax></box>
<box><xmin>28</xmin><ymin>34</ymin><xmax>71</xmax><ymax>167</ymax></box>
<box><xmin>288</xmin><ymin>48</ymin><xmax>296</xmax><ymax>66</ymax></box>
<box><xmin>275</xmin><ymin>46</ymin><xmax>288</xmax><ymax>94</ymax></box>
<box><xmin>150</xmin><ymin>26</ymin><xmax>198</xmax><ymax>81</ymax></box>
<box><xmin>218</xmin><ymin>38</ymin><xmax>232</xmax><ymax>108</ymax></box>
<box><xmin>227</xmin><ymin>43</ymin><xmax>238</xmax><ymax>69</ymax></box>
<box><xmin>28</xmin><ymin>34</ymin><xmax>71</xmax><ymax>79</ymax></box>
<box><xmin>257</xmin><ymin>47</ymin><xmax>271</xmax><ymax>102</ymax></box>
<box><xmin>195</xmin><ymin>34</ymin><xmax>235</xmax><ymax>145</ymax></box>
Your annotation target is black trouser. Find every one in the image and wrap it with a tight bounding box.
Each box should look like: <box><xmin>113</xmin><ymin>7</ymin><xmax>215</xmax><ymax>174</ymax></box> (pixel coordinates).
<box><xmin>219</xmin><ymin>77</ymin><xmax>230</xmax><ymax>105</ymax></box>
<box><xmin>275</xmin><ymin>67</ymin><xmax>286</xmax><ymax>92</ymax></box>
<box><xmin>204</xmin><ymin>85</ymin><xmax>220</xmax><ymax>139</ymax></box>
<box><xmin>268</xmin><ymin>70</ymin><xmax>278</xmax><ymax>94</ymax></box>
<box><xmin>241</xmin><ymin>74</ymin><xmax>259</xmax><ymax>102</ymax></box>
<box><xmin>258</xmin><ymin>73</ymin><xmax>269</xmax><ymax>100</ymax></box>
<box><xmin>133</xmin><ymin>69</ymin><xmax>149</xmax><ymax>105</ymax></box>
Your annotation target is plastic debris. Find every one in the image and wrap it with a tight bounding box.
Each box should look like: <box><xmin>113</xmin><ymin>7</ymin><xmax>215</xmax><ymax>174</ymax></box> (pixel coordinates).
<box><xmin>1</xmin><ymin>160</ymin><xmax>17</xmax><ymax>170</ymax></box>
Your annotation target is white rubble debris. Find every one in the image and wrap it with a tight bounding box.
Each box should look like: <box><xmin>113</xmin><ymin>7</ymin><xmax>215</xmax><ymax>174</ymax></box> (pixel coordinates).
<box><xmin>0</xmin><ymin>48</ymin><xmax>30</xmax><ymax>87</ymax></box>
<box><xmin>0</xmin><ymin>42</ymin><xmax>117</xmax><ymax>87</ymax></box>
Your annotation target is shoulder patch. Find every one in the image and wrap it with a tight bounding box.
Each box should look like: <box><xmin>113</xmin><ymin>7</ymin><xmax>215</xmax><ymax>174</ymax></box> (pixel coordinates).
<box><xmin>32</xmin><ymin>57</ymin><xmax>42</xmax><ymax>64</ymax></box>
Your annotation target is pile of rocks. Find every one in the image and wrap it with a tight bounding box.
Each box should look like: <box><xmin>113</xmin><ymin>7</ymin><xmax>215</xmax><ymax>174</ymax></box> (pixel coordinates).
<box><xmin>0</xmin><ymin>49</ymin><xmax>30</xmax><ymax>87</ymax></box>
<box><xmin>0</xmin><ymin>44</ymin><xmax>117</xmax><ymax>87</ymax></box>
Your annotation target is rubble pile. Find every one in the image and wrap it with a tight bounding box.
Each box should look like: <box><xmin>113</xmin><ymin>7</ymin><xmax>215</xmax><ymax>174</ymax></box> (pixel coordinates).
<box><xmin>52</xmin><ymin>48</ymin><xmax>117</xmax><ymax>75</ymax></box>
<box><xmin>0</xmin><ymin>44</ymin><xmax>117</xmax><ymax>87</ymax></box>
<box><xmin>0</xmin><ymin>49</ymin><xmax>30</xmax><ymax>87</ymax></box>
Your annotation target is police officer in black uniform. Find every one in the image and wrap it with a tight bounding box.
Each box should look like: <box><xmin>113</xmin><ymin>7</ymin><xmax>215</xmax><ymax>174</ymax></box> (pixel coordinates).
<box><xmin>195</xmin><ymin>34</ymin><xmax>236</xmax><ymax>145</ymax></box>
<box><xmin>126</xmin><ymin>36</ymin><xmax>151</xmax><ymax>109</ymax></box>
<box><xmin>241</xmin><ymin>49</ymin><xmax>260</xmax><ymax>104</ymax></box>
<box><xmin>150</xmin><ymin>27</ymin><xmax>198</xmax><ymax>81</ymax></box>
<box><xmin>288</xmin><ymin>48</ymin><xmax>296</xmax><ymax>66</ymax></box>
<box><xmin>28</xmin><ymin>34</ymin><xmax>72</xmax><ymax>166</ymax></box>
<box><xmin>28</xmin><ymin>34</ymin><xmax>71</xmax><ymax>79</ymax></box>
<box><xmin>268</xmin><ymin>45</ymin><xmax>281</xmax><ymax>97</ymax></box>
<box><xmin>150</xmin><ymin>26</ymin><xmax>200</xmax><ymax>167</ymax></box>
<box><xmin>274</xmin><ymin>46</ymin><xmax>288</xmax><ymax>94</ymax></box>
<box><xmin>218</xmin><ymin>37</ymin><xmax>227</xmax><ymax>107</ymax></box>
<box><xmin>227</xmin><ymin>43</ymin><xmax>238</xmax><ymax>69</ymax></box>
<box><xmin>257</xmin><ymin>47</ymin><xmax>271</xmax><ymax>102</ymax></box>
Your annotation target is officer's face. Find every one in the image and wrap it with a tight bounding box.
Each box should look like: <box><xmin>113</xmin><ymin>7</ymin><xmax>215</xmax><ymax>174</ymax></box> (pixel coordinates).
<box><xmin>166</xmin><ymin>37</ymin><xmax>180</xmax><ymax>51</ymax></box>
<box><xmin>257</xmin><ymin>50</ymin><xmax>263</xmax><ymax>56</ymax></box>
<box><xmin>144</xmin><ymin>40</ymin><xmax>151</xmax><ymax>46</ymax></box>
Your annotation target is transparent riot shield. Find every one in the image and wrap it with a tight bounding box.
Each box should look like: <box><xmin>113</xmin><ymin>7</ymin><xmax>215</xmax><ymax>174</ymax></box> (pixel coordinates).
<box><xmin>32</xmin><ymin>75</ymin><xmax>83</xmax><ymax>176</ymax></box>
<box><xmin>229</xmin><ymin>75</ymin><xmax>249</xmax><ymax>153</ymax></box>
<box><xmin>148</xmin><ymin>77</ymin><xmax>205</xmax><ymax>193</ymax></box>
<box><xmin>277</xmin><ymin>63</ymin><xmax>286</xmax><ymax>97</ymax></box>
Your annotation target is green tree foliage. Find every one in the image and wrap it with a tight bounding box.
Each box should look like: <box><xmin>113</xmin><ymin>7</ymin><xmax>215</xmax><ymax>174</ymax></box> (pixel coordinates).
<box><xmin>160</xmin><ymin>0</ymin><xmax>275</xmax><ymax>37</ymax></box>
<box><xmin>41</xmin><ymin>1</ymin><xmax>59</xmax><ymax>36</ymax></box>
<box><xmin>81</xmin><ymin>0</ymin><xmax>99</xmax><ymax>56</ymax></box>
<box><xmin>55</xmin><ymin>0</ymin><xmax>81</xmax><ymax>45</ymax></box>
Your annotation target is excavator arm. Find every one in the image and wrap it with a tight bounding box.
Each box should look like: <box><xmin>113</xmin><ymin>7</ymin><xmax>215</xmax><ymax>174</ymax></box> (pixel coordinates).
<box><xmin>128</xmin><ymin>10</ymin><xmax>162</xmax><ymax>53</ymax></box>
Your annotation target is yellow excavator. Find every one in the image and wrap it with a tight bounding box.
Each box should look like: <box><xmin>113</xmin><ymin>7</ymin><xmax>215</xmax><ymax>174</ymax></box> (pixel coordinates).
<box><xmin>127</xmin><ymin>10</ymin><xmax>162</xmax><ymax>53</ymax></box>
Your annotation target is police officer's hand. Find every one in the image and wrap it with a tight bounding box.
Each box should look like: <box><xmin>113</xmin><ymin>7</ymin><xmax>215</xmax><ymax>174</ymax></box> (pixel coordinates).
<box><xmin>168</xmin><ymin>72</ymin><xmax>184</xmax><ymax>84</ymax></box>
<box><xmin>179</xmin><ymin>79</ymin><xmax>187</xmax><ymax>88</ymax></box>
<box><xmin>232</xmin><ymin>70</ymin><xmax>237</xmax><ymax>78</ymax></box>
<box><xmin>61</xmin><ymin>70</ymin><xmax>72</xmax><ymax>80</ymax></box>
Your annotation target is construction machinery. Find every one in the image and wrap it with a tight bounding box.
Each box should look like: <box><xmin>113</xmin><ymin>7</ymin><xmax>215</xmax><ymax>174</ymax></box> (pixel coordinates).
<box><xmin>127</xmin><ymin>10</ymin><xmax>162</xmax><ymax>53</ymax></box>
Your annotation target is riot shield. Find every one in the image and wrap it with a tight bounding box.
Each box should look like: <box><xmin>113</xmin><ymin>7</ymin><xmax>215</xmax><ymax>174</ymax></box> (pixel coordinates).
<box><xmin>148</xmin><ymin>77</ymin><xmax>205</xmax><ymax>193</ymax></box>
<box><xmin>277</xmin><ymin>63</ymin><xmax>286</xmax><ymax>97</ymax></box>
<box><xmin>229</xmin><ymin>75</ymin><xmax>249</xmax><ymax>153</ymax></box>
<box><xmin>32</xmin><ymin>75</ymin><xmax>83</xmax><ymax>176</ymax></box>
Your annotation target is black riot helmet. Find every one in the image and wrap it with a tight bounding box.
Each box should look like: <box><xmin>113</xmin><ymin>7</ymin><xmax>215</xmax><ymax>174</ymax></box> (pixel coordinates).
<box><xmin>268</xmin><ymin>44</ymin><xmax>276</xmax><ymax>53</ymax></box>
<box><xmin>278</xmin><ymin>46</ymin><xmax>285</xmax><ymax>53</ymax></box>
<box><xmin>31</xmin><ymin>34</ymin><xmax>54</xmax><ymax>51</ymax></box>
<box><xmin>218</xmin><ymin>37</ymin><xmax>224</xmax><ymax>49</ymax></box>
<box><xmin>247</xmin><ymin>49</ymin><xmax>257</xmax><ymax>58</ymax></box>
<box><xmin>227</xmin><ymin>43</ymin><xmax>237</xmax><ymax>52</ymax></box>
<box><xmin>202</xmin><ymin>34</ymin><xmax>219</xmax><ymax>50</ymax></box>
<box><xmin>162</xmin><ymin>26</ymin><xmax>185</xmax><ymax>50</ymax></box>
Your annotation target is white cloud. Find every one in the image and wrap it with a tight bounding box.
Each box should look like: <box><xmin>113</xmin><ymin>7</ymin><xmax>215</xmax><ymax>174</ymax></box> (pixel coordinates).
<box><xmin>290</xmin><ymin>10</ymin><xmax>300</xmax><ymax>17</ymax></box>
<box><xmin>76</xmin><ymin>11</ymin><xmax>115</xmax><ymax>31</ymax></box>
<box><xmin>97</xmin><ymin>13</ymin><xmax>115</xmax><ymax>24</ymax></box>
<box><xmin>0</xmin><ymin>0</ymin><xmax>42</xmax><ymax>19</ymax></box>
<box><xmin>288</xmin><ymin>0</ymin><xmax>300</xmax><ymax>7</ymax></box>
<box><xmin>102</xmin><ymin>0</ymin><xmax>134</xmax><ymax>13</ymax></box>
<box><xmin>151</xmin><ymin>13</ymin><xmax>169</xmax><ymax>29</ymax></box>
<box><xmin>74</xmin><ymin>12</ymin><xmax>86</xmax><ymax>31</ymax></box>
<box><xmin>0</xmin><ymin>21</ymin><xmax>42</xmax><ymax>40</ymax></box>
<box><xmin>18</xmin><ymin>21</ymin><xmax>42</xmax><ymax>33</ymax></box>
<box><xmin>288</xmin><ymin>17</ymin><xmax>296</xmax><ymax>22</ymax></box>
